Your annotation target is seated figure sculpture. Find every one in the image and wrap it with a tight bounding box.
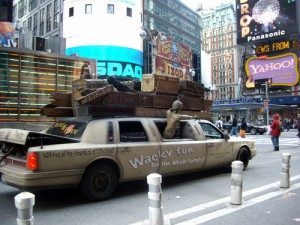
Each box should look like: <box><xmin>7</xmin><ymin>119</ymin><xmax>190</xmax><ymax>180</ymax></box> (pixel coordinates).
<box><xmin>163</xmin><ymin>100</ymin><xmax>197</xmax><ymax>139</ymax></box>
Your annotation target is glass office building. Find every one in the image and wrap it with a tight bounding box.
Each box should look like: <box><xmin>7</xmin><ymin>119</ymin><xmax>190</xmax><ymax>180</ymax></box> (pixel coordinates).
<box><xmin>0</xmin><ymin>46</ymin><xmax>91</xmax><ymax>123</ymax></box>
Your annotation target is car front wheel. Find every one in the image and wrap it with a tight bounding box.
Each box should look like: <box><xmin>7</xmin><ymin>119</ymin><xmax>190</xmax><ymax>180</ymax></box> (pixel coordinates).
<box><xmin>237</xmin><ymin>147</ymin><xmax>249</xmax><ymax>170</ymax></box>
<box><xmin>250</xmin><ymin>128</ymin><xmax>256</xmax><ymax>135</ymax></box>
<box><xmin>80</xmin><ymin>163</ymin><xmax>118</xmax><ymax>201</ymax></box>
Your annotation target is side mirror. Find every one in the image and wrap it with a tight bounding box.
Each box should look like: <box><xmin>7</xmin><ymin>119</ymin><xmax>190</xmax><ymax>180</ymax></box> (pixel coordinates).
<box><xmin>224</xmin><ymin>134</ymin><xmax>230</xmax><ymax>140</ymax></box>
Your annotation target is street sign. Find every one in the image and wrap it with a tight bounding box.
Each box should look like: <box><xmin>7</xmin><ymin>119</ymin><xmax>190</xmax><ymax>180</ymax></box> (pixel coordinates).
<box><xmin>263</xmin><ymin>99</ymin><xmax>269</xmax><ymax>109</ymax></box>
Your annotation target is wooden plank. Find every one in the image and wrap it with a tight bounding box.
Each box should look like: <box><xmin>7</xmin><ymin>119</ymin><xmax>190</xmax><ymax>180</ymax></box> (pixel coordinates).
<box><xmin>77</xmin><ymin>85</ymin><xmax>114</xmax><ymax>105</ymax></box>
<box><xmin>72</xmin><ymin>79</ymin><xmax>109</xmax><ymax>101</ymax></box>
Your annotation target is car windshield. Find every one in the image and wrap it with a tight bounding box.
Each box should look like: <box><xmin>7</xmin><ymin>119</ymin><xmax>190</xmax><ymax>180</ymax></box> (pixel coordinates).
<box><xmin>45</xmin><ymin>121</ymin><xmax>87</xmax><ymax>139</ymax></box>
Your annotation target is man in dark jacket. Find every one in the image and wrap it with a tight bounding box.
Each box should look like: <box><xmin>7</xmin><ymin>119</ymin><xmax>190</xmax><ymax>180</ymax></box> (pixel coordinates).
<box><xmin>231</xmin><ymin>114</ymin><xmax>238</xmax><ymax>136</ymax></box>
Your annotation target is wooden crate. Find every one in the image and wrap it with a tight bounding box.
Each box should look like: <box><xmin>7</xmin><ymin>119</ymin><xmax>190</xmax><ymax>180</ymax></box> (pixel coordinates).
<box><xmin>41</xmin><ymin>105</ymin><xmax>74</xmax><ymax>117</ymax></box>
<box><xmin>141</xmin><ymin>74</ymin><xmax>179</xmax><ymax>94</ymax></box>
<box><xmin>139</xmin><ymin>93</ymin><xmax>154</xmax><ymax>108</ymax></box>
<box><xmin>51</xmin><ymin>92</ymin><xmax>72</xmax><ymax>107</ymax></box>
<box><xmin>179</xmin><ymin>80</ymin><xmax>204</xmax><ymax>97</ymax></box>
<box><xmin>102</xmin><ymin>91</ymin><xmax>140</xmax><ymax>107</ymax></box>
<box><xmin>203</xmin><ymin>99</ymin><xmax>213</xmax><ymax>111</ymax></box>
<box><xmin>153</xmin><ymin>94</ymin><xmax>177</xmax><ymax>109</ymax></box>
<box><xmin>187</xmin><ymin>97</ymin><xmax>203</xmax><ymax>111</ymax></box>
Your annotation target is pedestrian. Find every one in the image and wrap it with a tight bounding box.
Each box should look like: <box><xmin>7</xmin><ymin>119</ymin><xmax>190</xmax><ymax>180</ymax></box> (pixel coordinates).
<box><xmin>231</xmin><ymin>114</ymin><xmax>238</xmax><ymax>136</ymax></box>
<box><xmin>215</xmin><ymin>116</ymin><xmax>223</xmax><ymax>131</ymax></box>
<box><xmin>239</xmin><ymin>117</ymin><xmax>247</xmax><ymax>138</ymax></box>
<box><xmin>296</xmin><ymin>117</ymin><xmax>300</xmax><ymax>143</ymax></box>
<box><xmin>270</xmin><ymin>113</ymin><xmax>282</xmax><ymax>151</ymax></box>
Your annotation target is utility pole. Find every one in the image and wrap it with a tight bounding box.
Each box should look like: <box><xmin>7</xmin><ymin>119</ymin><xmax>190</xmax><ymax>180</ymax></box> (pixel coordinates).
<box><xmin>265</xmin><ymin>80</ymin><xmax>269</xmax><ymax>126</ymax></box>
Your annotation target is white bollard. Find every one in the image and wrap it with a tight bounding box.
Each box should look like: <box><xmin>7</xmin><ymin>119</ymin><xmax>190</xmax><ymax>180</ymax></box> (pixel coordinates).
<box><xmin>280</xmin><ymin>153</ymin><xmax>291</xmax><ymax>188</ymax></box>
<box><xmin>14</xmin><ymin>192</ymin><xmax>35</xmax><ymax>225</ymax></box>
<box><xmin>230</xmin><ymin>161</ymin><xmax>243</xmax><ymax>205</ymax></box>
<box><xmin>147</xmin><ymin>173</ymin><xmax>165</xmax><ymax>225</ymax></box>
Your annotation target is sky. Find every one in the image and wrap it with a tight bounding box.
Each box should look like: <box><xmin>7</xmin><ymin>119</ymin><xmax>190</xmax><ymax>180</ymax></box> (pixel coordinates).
<box><xmin>181</xmin><ymin>0</ymin><xmax>234</xmax><ymax>10</ymax></box>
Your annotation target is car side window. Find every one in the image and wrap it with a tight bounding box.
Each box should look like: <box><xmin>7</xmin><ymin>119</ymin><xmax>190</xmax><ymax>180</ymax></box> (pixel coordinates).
<box><xmin>107</xmin><ymin>121</ymin><xmax>114</xmax><ymax>144</ymax></box>
<box><xmin>199</xmin><ymin>122</ymin><xmax>223</xmax><ymax>139</ymax></box>
<box><xmin>119</xmin><ymin>121</ymin><xmax>148</xmax><ymax>142</ymax></box>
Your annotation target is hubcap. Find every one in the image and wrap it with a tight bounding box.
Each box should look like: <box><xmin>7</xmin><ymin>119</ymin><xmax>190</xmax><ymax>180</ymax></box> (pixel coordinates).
<box><xmin>91</xmin><ymin>171</ymin><xmax>111</xmax><ymax>193</ymax></box>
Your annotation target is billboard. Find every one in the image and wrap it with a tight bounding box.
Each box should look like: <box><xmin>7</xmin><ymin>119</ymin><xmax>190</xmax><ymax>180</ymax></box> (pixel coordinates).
<box><xmin>0</xmin><ymin>22</ymin><xmax>17</xmax><ymax>47</ymax></box>
<box><xmin>245</xmin><ymin>53</ymin><xmax>299</xmax><ymax>88</ymax></box>
<box><xmin>236</xmin><ymin>0</ymin><xmax>298</xmax><ymax>45</ymax></box>
<box><xmin>64</xmin><ymin>0</ymin><xmax>143</xmax><ymax>79</ymax></box>
<box><xmin>155</xmin><ymin>37</ymin><xmax>193</xmax><ymax>80</ymax></box>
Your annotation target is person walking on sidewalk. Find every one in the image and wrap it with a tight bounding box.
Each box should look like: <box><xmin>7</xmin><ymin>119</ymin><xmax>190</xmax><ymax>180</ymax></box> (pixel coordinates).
<box><xmin>239</xmin><ymin>117</ymin><xmax>247</xmax><ymax>138</ymax></box>
<box><xmin>296</xmin><ymin>117</ymin><xmax>300</xmax><ymax>144</ymax></box>
<box><xmin>231</xmin><ymin>114</ymin><xmax>238</xmax><ymax>136</ymax></box>
<box><xmin>270</xmin><ymin>113</ymin><xmax>281</xmax><ymax>151</ymax></box>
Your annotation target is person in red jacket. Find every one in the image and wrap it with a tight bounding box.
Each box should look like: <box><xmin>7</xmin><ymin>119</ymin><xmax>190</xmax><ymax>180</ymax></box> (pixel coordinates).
<box><xmin>270</xmin><ymin>113</ymin><xmax>281</xmax><ymax>151</ymax></box>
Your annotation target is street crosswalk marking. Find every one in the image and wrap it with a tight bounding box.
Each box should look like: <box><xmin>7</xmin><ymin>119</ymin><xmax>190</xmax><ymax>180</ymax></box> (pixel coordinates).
<box><xmin>246</xmin><ymin>136</ymin><xmax>300</xmax><ymax>146</ymax></box>
<box><xmin>130</xmin><ymin>175</ymin><xmax>300</xmax><ymax>225</ymax></box>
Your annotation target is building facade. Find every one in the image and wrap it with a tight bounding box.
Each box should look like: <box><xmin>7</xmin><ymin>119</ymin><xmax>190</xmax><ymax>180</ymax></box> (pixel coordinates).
<box><xmin>12</xmin><ymin>0</ymin><xmax>65</xmax><ymax>54</ymax></box>
<box><xmin>200</xmin><ymin>3</ymin><xmax>242</xmax><ymax>100</ymax></box>
<box><xmin>13</xmin><ymin>0</ymin><xmax>63</xmax><ymax>38</ymax></box>
<box><xmin>0</xmin><ymin>46</ymin><xmax>93</xmax><ymax>125</ymax></box>
<box><xmin>143</xmin><ymin>0</ymin><xmax>202</xmax><ymax>82</ymax></box>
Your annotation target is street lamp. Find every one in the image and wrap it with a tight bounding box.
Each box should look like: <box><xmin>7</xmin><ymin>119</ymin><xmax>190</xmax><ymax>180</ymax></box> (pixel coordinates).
<box><xmin>140</xmin><ymin>27</ymin><xmax>167</xmax><ymax>74</ymax></box>
<box><xmin>182</xmin><ymin>68</ymin><xmax>195</xmax><ymax>80</ymax></box>
<box><xmin>264</xmin><ymin>77</ymin><xmax>272</xmax><ymax>125</ymax></box>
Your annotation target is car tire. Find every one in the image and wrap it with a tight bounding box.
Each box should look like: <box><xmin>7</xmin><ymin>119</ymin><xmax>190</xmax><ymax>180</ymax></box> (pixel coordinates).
<box><xmin>250</xmin><ymin>128</ymin><xmax>256</xmax><ymax>135</ymax></box>
<box><xmin>223</xmin><ymin>128</ymin><xmax>229</xmax><ymax>134</ymax></box>
<box><xmin>237</xmin><ymin>147</ymin><xmax>249</xmax><ymax>170</ymax></box>
<box><xmin>80</xmin><ymin>163</ymin><xmax>118</xmax><ymax>201</ymax></box>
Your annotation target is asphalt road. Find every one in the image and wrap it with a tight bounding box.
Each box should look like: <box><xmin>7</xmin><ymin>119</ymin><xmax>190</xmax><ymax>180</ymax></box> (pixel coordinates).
<box><xmin>0</xmin><ymin>131</ymin><xmax>299</xmax><ymax>225</ymax></box>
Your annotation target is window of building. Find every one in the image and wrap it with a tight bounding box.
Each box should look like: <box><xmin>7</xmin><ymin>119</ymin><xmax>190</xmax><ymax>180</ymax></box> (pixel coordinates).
<box><xmin>46</xmin><ymin>3</ymin><xmax>52</xmax><ymax>33</ymax></box>
<box><xmin>28</xmin><ymin>17</ymin><xmax>32</xmax><ymax>30</ymax></box>
<box><xmin>53</xmin><ymin>0</ymin><xmax>59</xmax><ymax>29</ymax></box>
<box><xmin>18</xmin><ymin>0</ymin><xmax>26</xmax><ymax>18</ymax></box>
<box><xmin>29</xmin><ymin>0</ymin><xmax>37</xmax><ymax>11</ymax></box>
<box><xmin>33</xmin><ymin>13</ymin><xmax>38</xmax><ymax>36</ymax></box>
<box><xmin>85</xmin><ymin>4</ymin><xmax>92</xmax><ymax>14</ymax></box>
<box><xmin>69</xmin><ymin>7</ymin><xmax>74</xmax><ymax>17</ymax></box>
<box><xmin>107</xmin><ymin>4</ymin><xmax>114</xmax><ymax>14</ymax></box>
<box><xmin>127</xmin><ymin>7</ymin><xmax>132</xmax><ymax>17</ymax></box>
<box><xmin>39</xmin><ymin>8</ymin><xmax>44</xmax><ymax>36</ymax></box>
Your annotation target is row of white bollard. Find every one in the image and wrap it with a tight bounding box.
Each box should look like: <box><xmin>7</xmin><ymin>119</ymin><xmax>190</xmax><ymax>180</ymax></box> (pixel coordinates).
<box><xmin>14</xmin><ymin>153</ymin><xmax>291</xmax><ymax>225</ymax></box>
<box><xmin>230</xmin><ymin>152</ymin><xmax>292</xmax><ymax>205</ymax></box>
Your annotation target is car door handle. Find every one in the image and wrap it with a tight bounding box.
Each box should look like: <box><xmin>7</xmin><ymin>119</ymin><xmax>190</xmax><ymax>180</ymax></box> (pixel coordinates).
<box><xmin>121</xmin><ymin>147</ymin><xmax>131</xmax><ymax>152</ymax></box>
<box><xmin>207</xmin><ymin>143</ymin><xmax>215</xmax><ymax>147</ymax></box>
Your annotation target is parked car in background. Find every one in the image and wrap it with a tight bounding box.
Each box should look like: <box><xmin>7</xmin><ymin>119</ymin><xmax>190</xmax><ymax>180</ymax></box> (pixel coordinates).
<box><xmin>223</xmin><ymin>121</ymin><xmax>267</xmax><ymax>135</ymax></box>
